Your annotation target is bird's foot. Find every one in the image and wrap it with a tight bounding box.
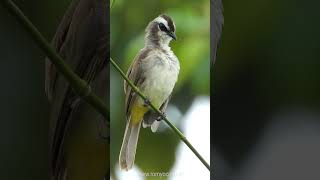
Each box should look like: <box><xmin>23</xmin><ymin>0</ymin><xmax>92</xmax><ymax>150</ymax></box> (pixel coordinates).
<box><xmin>156</xmin><ymin>112</ymin><xmax>167</xmax><ymax>121</ymax></box>
<box><xmin>143</xmin><ymin>97</ymin><xmax>151</xmax><ymax>107</ymax></box>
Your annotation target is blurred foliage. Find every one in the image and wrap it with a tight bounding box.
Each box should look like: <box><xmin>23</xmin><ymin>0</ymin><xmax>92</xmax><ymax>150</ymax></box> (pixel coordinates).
<box><xmin>0</xmin><ymin>0</ymin><xmax>72</xmax><ymax>179</ymax></box>
<box><xmin>0</xmin><ymin>0</ymin><xmax>209</xmax><ymax>179</ymax></box>
<box><xmin>213</xmin><ymin>0</ymin><xmax>320</xmax><ymax>172</ymax></box>
<box><xmin>111</xmin><ymin>0</ymin><xmax>210</xmax><ymax>95</ymax></box>
<box><xmin>110</xmin><ymin>0</ymin><xmax>210</xmax><ymax>179</ymax></box>
<box><xmin>215</xmin><ymin>0</ymin><xmax>320</xmax><ymax>108</ymax></box>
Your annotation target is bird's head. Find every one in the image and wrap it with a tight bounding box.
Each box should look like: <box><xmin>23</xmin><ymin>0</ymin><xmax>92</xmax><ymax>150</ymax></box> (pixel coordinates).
<box><xmin>145</xmin><ymin>14</ymin><xmax>176</xmax><ymax>48</ymax></box>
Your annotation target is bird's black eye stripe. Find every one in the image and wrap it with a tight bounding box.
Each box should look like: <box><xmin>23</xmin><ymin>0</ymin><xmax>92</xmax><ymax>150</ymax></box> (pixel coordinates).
<box><xmin>158</xmin><ymin>23</ymin><xmax>167</xmax><ymax>32</ymax></box>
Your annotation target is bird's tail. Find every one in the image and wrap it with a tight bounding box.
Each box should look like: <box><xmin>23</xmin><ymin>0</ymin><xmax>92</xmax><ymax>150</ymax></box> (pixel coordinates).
<box><xmin>119</xmin><ymin>117</ymin><xmax>142</xmax><ymax>171</ymax></box>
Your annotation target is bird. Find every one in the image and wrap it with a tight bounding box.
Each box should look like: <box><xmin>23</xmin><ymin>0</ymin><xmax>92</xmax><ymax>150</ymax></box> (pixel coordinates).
<box><xmin>45</xmin><ymin>0</ymin><xmax>109</xmax><ymax>179</ymax></box>
<box><xmin>119</xmin><ymin>14</ymin><xmax>180</xmax><ymax>171</ymax></box>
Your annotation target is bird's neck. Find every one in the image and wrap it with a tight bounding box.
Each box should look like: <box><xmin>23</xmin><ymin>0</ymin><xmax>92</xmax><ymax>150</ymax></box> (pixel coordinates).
<box><xmin>145</xmin><ymin>37</ymin><xmax>171</xmax><ymax>52</ymax></box>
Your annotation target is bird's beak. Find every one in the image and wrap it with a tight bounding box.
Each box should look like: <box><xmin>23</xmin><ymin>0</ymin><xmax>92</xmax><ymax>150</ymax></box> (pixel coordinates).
<box><xmin>167</xmin><ymin>31</ymin><xmax>177</xmax><ymax>40</ymax></box>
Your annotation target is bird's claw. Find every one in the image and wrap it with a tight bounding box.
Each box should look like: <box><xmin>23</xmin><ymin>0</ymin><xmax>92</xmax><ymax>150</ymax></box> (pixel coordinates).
<box><xmin>156</xmin><ymin>112</ymin><xmax>166</xmax><ymax>121</ymax></box>
<box><xmin>143</xmin><ymin>97</ymin><xmax>151</xmax><ymax>107</ymax></box>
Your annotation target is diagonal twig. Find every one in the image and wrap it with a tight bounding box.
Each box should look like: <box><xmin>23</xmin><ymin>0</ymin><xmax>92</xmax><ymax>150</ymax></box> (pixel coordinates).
<box><xmin>110</xmin><ymin>57</ymin><xmax>210</xmax><ymax>171</ymax></box>
<box><xmin>1</xmin><ymin>0</ymin><xmax>110</xmax><ymax>125</ymax></box>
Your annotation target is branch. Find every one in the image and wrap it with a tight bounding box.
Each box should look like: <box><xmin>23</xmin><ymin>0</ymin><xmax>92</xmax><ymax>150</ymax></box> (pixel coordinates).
<box><xmin>110</xmin><ymin>58</ymin><xmax>210</xmax><ymax>171</ymax></box>
<box><xmin>2</xmin><ymin>0</ymin><xmax>210</xmax><ymax>171</ymax></box>
<box><xmin>1</xmin><ymin>0</ymin><xmax>109</xmax><ymax>125</ymax></box>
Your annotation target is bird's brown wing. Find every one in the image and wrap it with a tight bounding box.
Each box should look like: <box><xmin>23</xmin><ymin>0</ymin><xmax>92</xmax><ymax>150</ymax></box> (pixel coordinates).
<box><xmin>45</xmin><ymin>0</ymin><xmax>78</xmax><ymax>102</ymax></box>
<box><xmin>124</xmin><ymin>48</ymin><xmax>151</xmax><ymax>120</ymax></box>
<box><xmin>160</xmin><ymin>95</ymin><xmax>171</xmax><ymax>112</ymax></box>
<box><xmin>211</xmin><ymin>0</ymin><xmax>224</xmax><ymax>66</ymax></box>
<box><xmin>45</xmin><ymin>0</ymin><xmax>108</xmax><ymax>179</ymax></box>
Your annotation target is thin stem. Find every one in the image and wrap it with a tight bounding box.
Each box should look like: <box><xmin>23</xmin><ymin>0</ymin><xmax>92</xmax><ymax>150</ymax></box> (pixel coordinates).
<box><xmin>110</xmin><ymin>58</ymin><xmax>210</xmax><ymax>171</ymax></box>
<box><xmin>2</xmin><ymin>0</ymin><xmax>209</xmax><ymax>171</ymax></box>
<box><xmin>1</xmin><ymin>0</ymin><xmax>109</xmax><ymax>125</ymax></box>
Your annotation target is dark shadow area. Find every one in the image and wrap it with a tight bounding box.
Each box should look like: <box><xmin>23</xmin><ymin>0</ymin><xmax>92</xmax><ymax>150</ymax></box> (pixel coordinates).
<box><xmin>212</xmin><ymin>0</ymin><xmax>320</xmax><ymax>179</ymax></box>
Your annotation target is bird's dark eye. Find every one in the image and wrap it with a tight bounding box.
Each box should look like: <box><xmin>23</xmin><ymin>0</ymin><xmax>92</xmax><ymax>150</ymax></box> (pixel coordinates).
<box><xmin>158</xmin><ymin>23</ymin><xmax>167</xmax><ymax>32</ymax></box>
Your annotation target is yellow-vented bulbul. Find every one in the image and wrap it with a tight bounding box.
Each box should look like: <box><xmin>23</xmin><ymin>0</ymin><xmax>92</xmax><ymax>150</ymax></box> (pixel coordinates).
<box><xmin>119</xmin><ymin>14</ymin><xmax>180</xmax><ymax>171</ymax></box>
